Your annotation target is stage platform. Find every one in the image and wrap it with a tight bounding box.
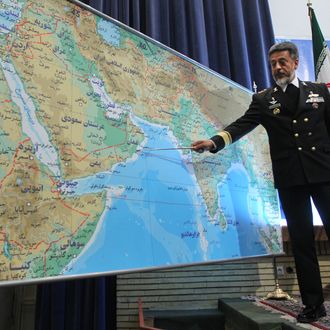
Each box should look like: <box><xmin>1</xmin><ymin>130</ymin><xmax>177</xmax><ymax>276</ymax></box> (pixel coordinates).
<box><xmin>218</xmin><ymin>298</ymin><xmax>324</xmax><ymax>330</ymax></box>
<box><xmin>143</xmin><ymin>298</ymin><xmax>323</xmax><ymax>330</ymax></box>
<box><xmin>145</xmin><ymin>308</ymin><xmax>225</xmax><ymax>330</ymax></box>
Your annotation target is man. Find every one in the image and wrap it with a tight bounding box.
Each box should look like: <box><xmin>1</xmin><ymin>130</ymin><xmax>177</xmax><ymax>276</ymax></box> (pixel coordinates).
<box><xmin>192</xmin><ymin>41</ymin><xmax>330</xmax><ymax>324</ymax></box>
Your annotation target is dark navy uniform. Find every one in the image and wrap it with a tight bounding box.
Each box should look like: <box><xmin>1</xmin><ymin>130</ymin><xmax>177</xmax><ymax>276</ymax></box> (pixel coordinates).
<box><xmin>210</xmin><ymin>80</ymin><xmax>330</xmax><ymax>306</ymax></box>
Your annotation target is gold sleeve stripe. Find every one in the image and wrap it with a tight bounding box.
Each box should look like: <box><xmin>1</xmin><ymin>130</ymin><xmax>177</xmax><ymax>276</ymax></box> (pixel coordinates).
<box><xmin>218</xmin><ymin>131</ymin><xmax>232</xmax><ymax>146</ymax></box>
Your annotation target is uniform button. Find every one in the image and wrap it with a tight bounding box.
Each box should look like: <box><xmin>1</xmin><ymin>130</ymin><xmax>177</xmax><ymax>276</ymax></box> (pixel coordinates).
<box><xmin>298</xmin><ymin>147</ymin><xmax>302</xmax><ymax>151</ymax></box>
<box><xmin>304</xmin><ymin>118</ymin><xmax>309</xmax><ymax>122</ymax></box>
<box><xmin>294</xmin><ymin>133</ymin><xmax>299</xmax><ymax>137</ymax></box>
<box><xmin>293</xmin><ymin>119</ymin><xmax>297</xmax><ymax>124</ymax></box>
<box><xmin>311</xmin><ymin>146</ymin><xmax>316</xmax><ymax>151</ymax></box>
<box><xmin>308</xmin><ymin>132</ymin><xmax>312</xmax><ymax>136</ymax></box>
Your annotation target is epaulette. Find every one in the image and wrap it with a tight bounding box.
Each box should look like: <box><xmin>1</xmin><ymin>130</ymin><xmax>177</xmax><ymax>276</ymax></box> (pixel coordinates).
<box><xmin>254</xmin><ymin>88</ymin><xmax>269</xmax><ymax>96</ymax></box>
<box><xmin>302</xmin><ymin>80</ymin><xmax>324</xmax><ymax>87</ymax></box>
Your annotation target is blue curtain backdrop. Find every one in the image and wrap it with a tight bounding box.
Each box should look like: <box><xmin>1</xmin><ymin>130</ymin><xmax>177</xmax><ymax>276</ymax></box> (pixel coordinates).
<box><xmin>35</xmin><ymin>1</ymin><xmax>275</xmax><ymax>330</ymax></box>
<box><xmin>35</xmin><ymin>277</ymin><xmax>116</xmax><ymax>330</ymax></box>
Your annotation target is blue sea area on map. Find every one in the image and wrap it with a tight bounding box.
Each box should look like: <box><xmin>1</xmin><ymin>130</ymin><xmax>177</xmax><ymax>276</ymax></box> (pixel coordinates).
<box><xmin>63</xmin><ymin>115</ymin><xmax>268</xmax><ymax>275</ymax></box>
<box><xmin>97</xmin><ymin>18</ymin><xmax>120</xmax><ymax>47</ymax></box>
<box><xmin>221</xmin><ymin>167</ymin><xmax>267</xmax><ymax>257</ymax></box>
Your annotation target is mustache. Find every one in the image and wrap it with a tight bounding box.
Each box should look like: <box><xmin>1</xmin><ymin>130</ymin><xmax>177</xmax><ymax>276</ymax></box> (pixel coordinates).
<box><xmin>274</xmin><ymin>72</ymin><xmax>287</xmax><ymax>79</ymax></box>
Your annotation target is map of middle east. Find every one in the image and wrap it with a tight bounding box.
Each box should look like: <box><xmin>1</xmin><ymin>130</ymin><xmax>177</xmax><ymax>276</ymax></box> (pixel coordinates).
<box><xmin>0</xmin><ymin>0</ymin><xmax>282</xmax><ymax>283</ymax></box>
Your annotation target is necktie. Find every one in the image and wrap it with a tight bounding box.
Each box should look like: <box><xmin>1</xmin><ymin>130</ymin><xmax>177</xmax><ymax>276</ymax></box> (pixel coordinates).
<box><xmin>285</xmin><ymin>83</ymin><xmax>299</xmax><ymax>102</ymax></box>
<box><xmin>285</xmin><ymin>83</ymin><xmax>300</xmax><ymax>107</ymax></box>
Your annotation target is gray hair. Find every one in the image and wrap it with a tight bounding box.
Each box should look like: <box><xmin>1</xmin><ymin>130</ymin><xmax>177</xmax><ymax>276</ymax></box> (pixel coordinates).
<box><xmin>268</xmin><ymin>42</ymin><xmax>299</xmax><ymax>60</ymax></box>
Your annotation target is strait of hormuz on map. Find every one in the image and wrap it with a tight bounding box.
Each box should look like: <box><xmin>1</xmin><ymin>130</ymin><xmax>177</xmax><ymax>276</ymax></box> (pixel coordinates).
<box><xmin>0</xmin><ymin>0</ymin><xmax>282</xmax><ymax>284</ymax></box>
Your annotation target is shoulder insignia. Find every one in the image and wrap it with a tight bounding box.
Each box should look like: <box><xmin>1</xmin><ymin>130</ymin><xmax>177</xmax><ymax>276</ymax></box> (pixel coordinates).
<box><xmin>303</xmin><ymin>80</ymin><xmax>322</xmax><ymax>86</ymax></box>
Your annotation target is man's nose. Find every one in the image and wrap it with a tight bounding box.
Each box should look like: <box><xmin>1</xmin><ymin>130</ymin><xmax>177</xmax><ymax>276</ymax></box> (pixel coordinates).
<box><xmin>274</xmin><ymin>62</ymin><xmax>282</xmax><ymax>71</ymax></box>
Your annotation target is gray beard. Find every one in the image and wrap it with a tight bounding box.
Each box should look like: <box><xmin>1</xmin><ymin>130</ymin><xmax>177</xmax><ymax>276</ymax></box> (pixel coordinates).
<box><xmin>275</xmin><ymin>76</ymin><xmax>291</xmax><ymax>88</ymax></box>
<box><xmin>273</xmin><ymin>72</ymin><xmax>296</xmax><ymax>89</ymax></box>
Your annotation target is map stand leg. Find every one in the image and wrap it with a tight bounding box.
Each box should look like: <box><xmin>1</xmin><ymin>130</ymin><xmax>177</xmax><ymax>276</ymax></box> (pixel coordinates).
<box><xmin>265</xmin><ymin>256</ymin><xmax>292</xmax><ymax>300</ymax></box>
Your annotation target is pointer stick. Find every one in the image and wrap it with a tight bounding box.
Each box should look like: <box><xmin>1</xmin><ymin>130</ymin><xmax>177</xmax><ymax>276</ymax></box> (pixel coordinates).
<box><xmin>138</xmin><ymin>146</ymin><xmax>205</xmax><ymax>153</ymax></box>
<box><xmin>140</xmin><ymin>147</ymin><xmax>194</xmax><ymax>151</ymax></box>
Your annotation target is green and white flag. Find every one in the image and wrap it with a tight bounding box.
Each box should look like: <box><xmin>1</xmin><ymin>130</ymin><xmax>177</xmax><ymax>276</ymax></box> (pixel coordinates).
<box><xmin>308</xmin><ymin>5</ymin><xmax>330</xmax><ymax>88</ymax></box>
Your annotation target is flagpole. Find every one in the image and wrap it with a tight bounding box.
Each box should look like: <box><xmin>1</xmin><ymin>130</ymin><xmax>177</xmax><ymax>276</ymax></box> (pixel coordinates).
<box><xmin>307</xmin><ymin>0</ymin><xmax>312</xmax><ymax>17</ymax></box>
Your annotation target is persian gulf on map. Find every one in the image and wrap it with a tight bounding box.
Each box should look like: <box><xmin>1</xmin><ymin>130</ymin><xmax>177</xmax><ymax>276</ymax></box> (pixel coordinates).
<box><xmin>0</xmin><ymin>0</ymin><xmax>282</xmax><ymax>283</ymax></box>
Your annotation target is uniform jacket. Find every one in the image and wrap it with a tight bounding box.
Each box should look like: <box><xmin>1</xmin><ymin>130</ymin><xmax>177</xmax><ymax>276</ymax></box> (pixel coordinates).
<box><xmin>211</xmin><ymin>80</ymin><xmax>330</xmax><ymax>188</ymax></box>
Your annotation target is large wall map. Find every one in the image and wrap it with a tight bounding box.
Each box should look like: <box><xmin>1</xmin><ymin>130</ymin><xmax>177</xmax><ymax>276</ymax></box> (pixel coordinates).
<box><xmin>0</xmin><ymin>0</ymin><xmax>282</xmax><ymax>284</ymax></box>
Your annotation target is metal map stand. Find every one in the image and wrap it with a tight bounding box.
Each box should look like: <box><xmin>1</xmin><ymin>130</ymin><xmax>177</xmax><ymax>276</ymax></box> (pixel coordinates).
<box><xmin>265</xmin><ymin>256</ymin><xmax>292</xmax><ymax>300</ymax></box>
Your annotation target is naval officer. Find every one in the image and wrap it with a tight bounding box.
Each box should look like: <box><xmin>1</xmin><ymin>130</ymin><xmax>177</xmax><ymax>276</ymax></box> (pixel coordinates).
<box><xmin>192</xmin><ymin>41</ymin><xmax>330</xmax><ymax>323</ymax></box>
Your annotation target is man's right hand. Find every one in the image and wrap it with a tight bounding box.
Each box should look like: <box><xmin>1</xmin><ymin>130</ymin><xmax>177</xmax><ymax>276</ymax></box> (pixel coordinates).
<box><xmin>191</xmin><ymin>140</ymin><xmax>215</xmax><ymax>153</ymax></box>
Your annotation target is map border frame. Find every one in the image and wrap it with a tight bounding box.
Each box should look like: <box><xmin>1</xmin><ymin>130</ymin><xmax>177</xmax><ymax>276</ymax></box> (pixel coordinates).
<box><xmin>0</xmin><ymin>0</ymin><xmax>284</xmax><ymax>287</ymax></box>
